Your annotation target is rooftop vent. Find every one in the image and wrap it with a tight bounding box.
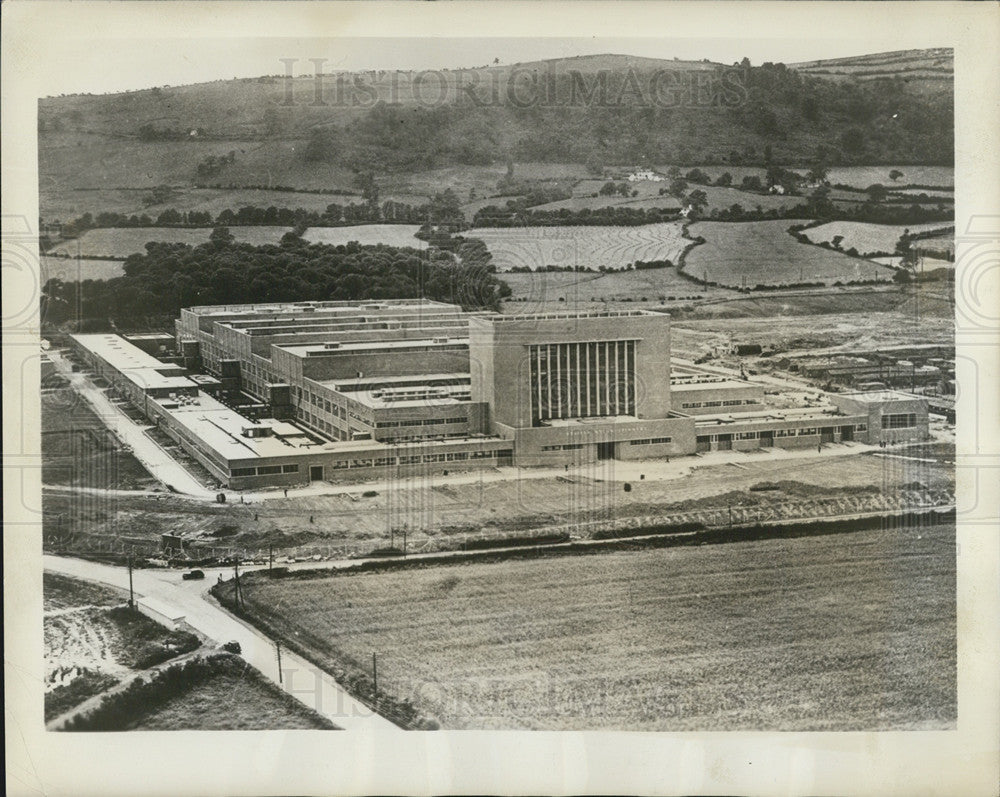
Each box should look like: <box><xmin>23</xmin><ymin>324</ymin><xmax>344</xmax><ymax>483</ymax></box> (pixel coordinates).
<box><xmin>323</xmin><ymin>342</ymin><xmax>342</xmax><ymax>350</ymax></box>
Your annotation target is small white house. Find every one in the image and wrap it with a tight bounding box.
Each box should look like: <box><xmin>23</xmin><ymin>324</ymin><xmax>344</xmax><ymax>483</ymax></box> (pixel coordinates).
<box><xmin>627</xmin><ymin>170</ymin><xmax>663</xmax><ymax>183</ymax></box>
<box><xmin>137</xmin><ymin>597</ymin><xmax>186</xmax><ymax>630</ymax></box>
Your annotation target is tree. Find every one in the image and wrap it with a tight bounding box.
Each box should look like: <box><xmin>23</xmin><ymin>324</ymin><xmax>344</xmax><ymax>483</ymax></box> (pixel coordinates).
<box><xmin>741</xmin><ymin>175</ymin><xmax>763</xmax><ymax>192</ymax></box>
<box><xmin>807</xmin><ymin>163</ymin><xmax>829</xmax><ymax>184</ymax></box>
<box><xmin>668</xmin><ymin>177</ymin><xmax>689</xmax><ymax>198</ymax></box>
<box><xmin>866</xmin><ymin>183</ymin><xmax>888</xmax><ymax>203</ymax></box>
<box><xmin>685</xmin><ymin>189</ymin><xmax>708</xmax><ymax>216</ymax></box>
<box><xmin>715</xmin><ymin>172</ymin><xmax>733</xmax><ymax>187</ymax></box>
<box><xmin>889</xmin><ymin>169</ymin><xmax>904</xmax><ymax>182</ymax></box>
<box><xmin>304</xmin><ymin>126</ymin><xmax>340</xmax><ymax>162</ymax></box>
<box><xmin>209</xmin><ymin>226</ymin><xmax>235</xmax><ymax>248</ymax></box>
<box><xmin>840</xmin><ymin>127</ymin><xmax>865</xmax><ymax>155</ymax></box>
<box><xmin>806</xmin><ymin>185</ymin><xmax>834</xmax><ymax>217</ymax></box>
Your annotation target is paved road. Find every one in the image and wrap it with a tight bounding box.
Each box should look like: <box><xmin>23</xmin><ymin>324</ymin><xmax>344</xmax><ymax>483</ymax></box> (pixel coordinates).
<box><xmin>50</xmin><ymin>351</ymin><xmax>216</xmax><ymax>498</ymax></box>
<box><xmin>42</xmin><ymin>554</ymin><xmax>398</xmax><ymax>732</ymax></box>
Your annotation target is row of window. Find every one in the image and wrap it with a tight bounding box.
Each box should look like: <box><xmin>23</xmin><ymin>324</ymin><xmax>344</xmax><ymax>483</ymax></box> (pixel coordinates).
<box><xmin>230</xmin><ymin>463</ymin><xmax>299</xmax><ymax>478</ymax></box>
<box><xmin>326</xmin><ymin>449</ymin><xmax>514</xmax><ymax>469</ymax></box>
<box><xmin>629</xmin><ymin>437</ymin><xmax>673</xmax><ymax>446</ymax></box>
<box><xmin>883</xmin><ymin>413</ymin><xmax>917</xmax><ymax>429</ymax></box>
<box><xmin>541</xmin><ymin>443</ymin><xmax>585</xmax><ymax>451</ymax></box>
<box><xmin>680</xmin><ymin>399</ymin><xmax>758</xmax><ymax>409</ymax></box>
<box><xmin>376</xmin><ymin>417</ymin><xmax>467</xmax><ymax>428</ymax></box>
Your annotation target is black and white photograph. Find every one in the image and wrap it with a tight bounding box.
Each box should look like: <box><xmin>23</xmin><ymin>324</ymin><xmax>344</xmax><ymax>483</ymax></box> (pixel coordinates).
<box><xmin>3</xmin><ymin>2</ymin><xmax>999</xmax><ymax>795</ymax></box>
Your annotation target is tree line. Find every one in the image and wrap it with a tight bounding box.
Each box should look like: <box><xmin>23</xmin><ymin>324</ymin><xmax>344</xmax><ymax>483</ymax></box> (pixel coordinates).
<box><xmin>41</xmin><ymin>230</ymin><xmax>512</xmax><ymax>329</ymax></box>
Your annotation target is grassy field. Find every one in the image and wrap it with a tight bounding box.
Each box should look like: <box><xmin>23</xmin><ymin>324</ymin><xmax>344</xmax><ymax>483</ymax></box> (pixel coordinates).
<box><xmin>686</xmin><ymin>220</ymin><xmax>893</xmax><ymax>286</ymax></box>
<box><xmin>126</xmin><ymin>660</ymin><xmax>338</xmax><ymax>730</ymax></box>
<box><xmin>40</xmin><ymin>256</ymin><xmax>125</xmax><ymax>283</ymax></box>
<box><xmin>42</xmin><ymin>389</ymin><xmax>158</xmax><ymax>490</ymax></box>
<box><xmin>802</xmin><ymin>221</ymin><xmax>953</xmax><ymax>256</ymax></box>
<box><xmin>46</xmin><ymin>226</ymin><xmax>291</xmax><ymax>258</ymax></box>
<box><xmin>43</xmin><ymin>572</ymin><xmax>201</xmax><ymax>720</ymax></box>
<box><xmin>653</xmin><ymin>165</ymin><xmax>954</xmax><ymax>190</ymax></box>
<box><xmin>302</xmin><ymin>224</ymin><xmax>423</xmax><ymax>248</ymax></box>
<box><xmin>468</xmin><ymin>223</ymin><xmax>689</xmax><ymax>271</ymax></box>
<box><xmin>235</xmin><ymin>521</ymin><xmax>956</xmax><ymax>730</ymax></box>
<box><xmin>39</xmin><ymin>187</ymin><xmax>362</xmax><ymax>223</ymax></box>
<box><xmin>39</xmin><ymin>134</ymin><xmax>358</xmax><ymax>193</ymax></box>
<box><xmin>501</xmin><ymin>267</ymin><xmax>722</xmax><ymax>308</ymax></box>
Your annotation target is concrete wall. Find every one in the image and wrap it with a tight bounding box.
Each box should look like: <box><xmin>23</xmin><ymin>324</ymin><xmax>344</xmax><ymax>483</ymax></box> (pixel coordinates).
<box><xmin>296</xmin><ymin>347</ymin><xmax>470</xmax><ymax>382</ymax></box>
<box><xmin>511</xmin><ymin>416</ymin><xmax>696</xmax><ymax>467</ymax></box>
<box><xmin>831</xmin><ymin>393</ymin><xmax>930</xmax><ymax>444</ymax></box>
<box><xmin>671</xmin><ymin>382</ymin><xmax>765</xmax><ymax>414</ymax></box>
<box><xmin>470</xmin><ymin>313</ymin><xmax>672</xmax><ymax>431</ymax></box>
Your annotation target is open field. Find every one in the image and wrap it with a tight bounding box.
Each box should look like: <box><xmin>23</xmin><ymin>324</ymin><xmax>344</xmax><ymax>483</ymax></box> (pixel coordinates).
<box><xmin>233</xmin><ymin>520</ymin><xmax>956</xmax><ymax>730</ymax></box>
<box><xmin>43</xmin><ymin>572</ymin><xmax>200</xmax><ymax>720</ymax></box>
<box><xmin>302</xmin><ymin>224</ymin><xmax>423</xmax><ymax>248</ymax></box>
<box><xmin>40</xmin><ymin>134</ymin><xmax>358</xmax><ymax>194</ymax></box>
<box><xmin>42</xmin><ymin>388</ymin><xmax>159</xmax><ymax>490</ymax></box>
<box><xmin>501</xmin><ymin>267</ymin><xmax>724</xmax><ymax>308</ymax></box>
<box><xmin>41</xmin><ymin>255</ymin><xmax>126</xmax><ymax>283</ymax></box>
<box><xmin>58</xmin><ymin>653</ymin><xmax>339</xmax><ymax>731</ymax></box>
<box><xmin>46</xmin><ymin>226</ymin><xmax>292</xmax><ymax>258</ymax></box>
<box><xmin>686</xmin><ymin>220</ymin><xmax>893</xmax><ymax>286</ymax></box>
<box><xmin>468</xmin><ymin>223</ymin><xmax>689</xmax><ymax>271</ymax></box>
<box><xmin>39</xmin><ymin>187</ymin><xmax>362</xmax><ymax>223</ymax></box>
<box><xmin>801</xmin><ymin>221</ymin><xmax>953</xmax><ymax>256</ymax></box>
<box><xmin>672</xmin><ymin>297</ymin><xmax>955</xmax><ymax>358</ymax></box>
<box><xmin>654</xmin><ymin>165</ymin><xmax>953</xmax><ymax>190</ymax></box>
<box><xmin>125</xmin><ymin>658</ymin><xmax>339</xmax><ymax>731</ymax></box>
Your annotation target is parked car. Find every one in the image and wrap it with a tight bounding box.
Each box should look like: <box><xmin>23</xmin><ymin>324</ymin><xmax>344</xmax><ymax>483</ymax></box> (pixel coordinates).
<box><xmin>221</xmin><ymin>640</ymin><xmax>242</xmax><ymax>654</ymax></box>
<box><xmin>182</xmin><ymin>569</ymin><xmax>205</xmax><ymax>580</ymax></box>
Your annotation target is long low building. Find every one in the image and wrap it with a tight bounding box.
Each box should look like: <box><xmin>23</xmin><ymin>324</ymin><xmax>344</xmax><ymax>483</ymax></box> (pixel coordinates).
<box><xmin>69</xmin><ymin>300</ymin><xmax>932</xmax><ymax>489</ymax></box>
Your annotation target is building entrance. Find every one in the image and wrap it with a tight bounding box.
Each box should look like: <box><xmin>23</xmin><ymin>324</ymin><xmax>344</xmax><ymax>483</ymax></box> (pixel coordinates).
<box><xmin>309</xmin><ymin>465</ymin><xmax>324</xmax><ymax>482</ymax></box>
<box><xmin>597</xmin><ymin>441</ymin><xmax>615</xmax><ymax>460</ymax></box>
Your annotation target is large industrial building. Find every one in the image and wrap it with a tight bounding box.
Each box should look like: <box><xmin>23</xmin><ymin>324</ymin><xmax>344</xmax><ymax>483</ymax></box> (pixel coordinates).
<box><xmin>68</xmin><ymin>299</ymin><xmax>931</xmax><ymax>489</ymax></box>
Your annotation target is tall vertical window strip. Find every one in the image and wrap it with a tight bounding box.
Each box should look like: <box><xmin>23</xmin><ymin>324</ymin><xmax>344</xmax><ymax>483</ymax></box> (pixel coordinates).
<box><xmin>529</xmin><ymin>341</ymin><xmax>636</xmax><ymax>423</ymax></box>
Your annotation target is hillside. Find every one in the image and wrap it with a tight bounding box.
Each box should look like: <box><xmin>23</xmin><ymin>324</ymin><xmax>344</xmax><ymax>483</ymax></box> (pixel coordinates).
<box><xmin>790</xmin><ymin>48</ymin><xmax>953</xmax><ymax>93</ymax></box>
<box><xmin>38</xmin><ymin>50</ymin><xmax>953</xmax><ymax>220</ymax></box>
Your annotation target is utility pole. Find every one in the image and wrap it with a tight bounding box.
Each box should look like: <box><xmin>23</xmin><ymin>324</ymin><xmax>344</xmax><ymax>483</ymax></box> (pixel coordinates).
<box><xmin>276</xmin><ymin>641</ymin><xmax>283</xmax><ymax>684</ymax></box>
<box><xmin>402</xmin><ymin>529</ymin><xmax>407</xmax><ymax>556</ymax></box>
<box><xmin>269</xmin><ymin>545</ymin><xmax>273</xmax><ymax>571</ymax></box>
<box><xmin>127</xmin><ymin>551</ymin><xmax>135</xmax><ymax>610</ymax></box>
<box><xmin>372</xmin><ymin>652</ymin><xmax>378</xmax><ymax>702</ymax></box>
<box><xmin>234</xmin><ymin>561</ymin><xmax>243</xmax><ymax>609</ymax></box>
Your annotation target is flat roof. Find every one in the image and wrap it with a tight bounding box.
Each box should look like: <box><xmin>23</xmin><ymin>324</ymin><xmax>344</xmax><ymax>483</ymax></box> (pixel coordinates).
<box><xmin>326</xmin><ymin>373</ymin><xmax>470</xmax><ymax>390</ymax></box>
<box><xmin>671</xmin><ymin>379</ymin><xmax>761</xmax><ymax>392</ymax></box>
<box><xmin>71</xmin><ymin>333</ymin><xmax>197</xmax><ymax>391</ymax></box>
<box><xmin>279</xmin><ymin>337</ymin><xmax>469</xmax><ymax>356</ymax></box>
<box><xmin>835</xmin><ymin>390</ymin><xmax>924</xmax><ymax>403</ymax></box>
<box><xmin>543</xmin><ymin>415</ymin><xmax>643</xmax><ymax>427</ymax></box>
<box><xmin>489</xmin><ymin>310</ymin><xmax>661</xmax><ymax>322</ymax></box>
<box><xmin>184</xmin><ymin>299</ymin><xmax>458</xmax><ymax>316</ymax></box>
<box><xmin>693</xmin><ymin>406</ymin><xmax>851</xmax><ymax>426</ymax></box>
<box><xmin>151</xmin><ymin>391</ymin><xmax>324</xmax><ymax>460</ymax></box>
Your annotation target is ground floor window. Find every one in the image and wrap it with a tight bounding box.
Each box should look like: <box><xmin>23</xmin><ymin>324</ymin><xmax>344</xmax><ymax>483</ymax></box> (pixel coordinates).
<box><xmin>882</xmin><ymin>413</ymin><xmax>916</xmax><ymax>429</ymax></box>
